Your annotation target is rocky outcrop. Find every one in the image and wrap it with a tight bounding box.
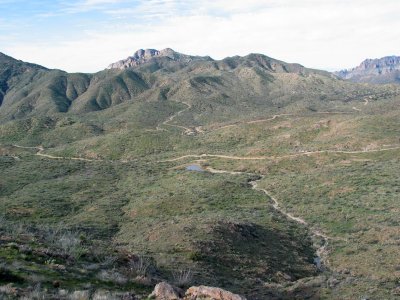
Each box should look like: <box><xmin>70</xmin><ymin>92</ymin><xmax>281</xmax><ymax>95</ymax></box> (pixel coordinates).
<box><xmin>185</xmin><ymin>286</ymin><xmax>246</xmax><ymax>300</ymax></box>
<box><xmin>149</xmin><ymin>282</ymin><xmax>183</xmax><ymax>300</ymax></box>
<box><xmin>107</xmin><ymin>48</ymin><xmax>212</xmax><ymax>70</ymax></box>
<box><xmin>335</xmin><ymin>56</ymin><xmax>400</xmax><ymax>84</ymax></box>
<box><xmin>149</xmin><ymin>283</ymin><xmax>246</xmax><ymax>300</ymax></box>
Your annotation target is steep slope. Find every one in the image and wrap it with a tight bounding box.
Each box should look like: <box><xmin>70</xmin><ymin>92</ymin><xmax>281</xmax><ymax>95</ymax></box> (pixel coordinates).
<box><xmin>0</xmin><ymin>69</ymin><xmax>92</xmax><ymax>118</ymax></box>
<box><xmin>69</xmin><ymin>69</ymin><xmax>149</xmax><ymax>112</ymax></box>
<box><xmin>0</xmin><ymin>57</ymin><xmax>151</xmax><ymax>119</ymax></box>
<box><xmin>335</xmin><ymin>56</ymin><xmax>400</xmax><ymax>84</ymax></box>
<box><xmin>0</xmin><ymin>54</ymin><xmax>91</xmax><ymax>119</ymax></box>
<box><xmin>0</xmin><ymin>52</ymin><xmax>47</xmax><ymax>108</ymax></box>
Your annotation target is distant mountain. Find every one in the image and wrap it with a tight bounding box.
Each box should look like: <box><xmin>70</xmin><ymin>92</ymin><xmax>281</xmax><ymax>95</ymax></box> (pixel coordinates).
<box><xmin>0</xmin><ymin>49</ymin><xmax>396</xmax><ymax>123</ymax></box>
<box><xmin>335</xmin><ymin>56</ymin><xmax>400</xmax><ymax>84</ymax></box>
<box><xmin>107</xmin><ymin>48</ymin><xmax>213</xmax><ymax>70</ymax></box>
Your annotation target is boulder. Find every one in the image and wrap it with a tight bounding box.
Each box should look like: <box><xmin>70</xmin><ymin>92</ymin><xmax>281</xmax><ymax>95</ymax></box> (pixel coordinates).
<box><xmin>69</xmin><ymin>290</ymin><xmax>90</xmax><ymax>300</ymax></box>
<box><xmin>149</xmin><ymin>282</ymin><xmax>182</xmax><ymax>300</ymax></box>
<box><xmin>185</xmin><ymin>285</ymin><xmax>246</xmax><ymax>300</ymax></box>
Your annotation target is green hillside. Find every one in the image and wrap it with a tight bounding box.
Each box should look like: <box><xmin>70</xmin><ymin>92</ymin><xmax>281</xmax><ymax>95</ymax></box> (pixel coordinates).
<box><xmin>1</xmin><ymin>50</ymin><xmax>400</xmax><ymax>299</ymax></box>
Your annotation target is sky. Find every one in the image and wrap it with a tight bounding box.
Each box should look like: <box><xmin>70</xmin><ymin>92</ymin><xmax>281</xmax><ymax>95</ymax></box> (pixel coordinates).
<box><xmin>1</xmin><ymin>0</ymin><xmax>399</xmax><ymax>73</ymax></box>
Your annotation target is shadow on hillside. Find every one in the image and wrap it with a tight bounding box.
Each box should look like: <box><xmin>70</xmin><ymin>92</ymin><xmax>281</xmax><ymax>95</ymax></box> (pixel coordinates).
<box><xmin>193</xmin><ymin>221</ymin><xmax>319</xmax><ymax>299</ymax></box>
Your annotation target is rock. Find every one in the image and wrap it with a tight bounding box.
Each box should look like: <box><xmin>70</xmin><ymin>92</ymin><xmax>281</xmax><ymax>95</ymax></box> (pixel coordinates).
<box><xmin>93</xmin><ymin>290</ymin><xmax>119</xmax><ymax>300</ymax></box>
<box><xmin>69</xmin><ymin>290</ymin><xmax>90</xmax><ymax>300</ymax></box>
<box><xmin>133</xmin><ymin>275</ymin><xmax>153</xmax><ymax>286</ymax></box>
<box><xmin>340</xmin><ymin>268</ymin><xmax>351</xmax><ymax>275</ymax></box>
<box><xmin>392</xmin><ymin>286</ymin><xmax>400</xmax><ymax>295</ymax></box>
<box><xmin>149</xmin><ymin>282</ymin><xmax>182</xmax><ymax>300</ymax></box>
<box><xmin>49</xmin><ymin>263</ymin><xmax>66</xmax><ymax>270</ymax></box>
<box><xmin>107</xmin><ymin>48</ymin><xmax>211</xmax><ymax>70</ymax></box>
<box><xmin>287</xmin><ymin>276</ymin><xmax>326</xmax><ymax>292</ymax></box>
<box><xmin>185</xmin><ymin>286</ymin><xmax>246</xmax><ymax>300</ymax></box>
<box><xmin>91</xmin><ymin>290</ymin><xmax>136</xmax><ymax>300</ymax></box>
<box><xmin>275</xmin><ymin>271</ymin><xmax>292</xmax><ymax>281</ymax></box>
<box><xmin>327</xmin><ymin>277</ymin><xmax>340</xmax><ymax>288</ymax></box>
<box><xmin>52</xmin><ymin>280</ymin><xmax>60</xmax><ymax>288</ymax></box>
<box><xmin>0</xmin><ymin>284</ymin><xmax>18</xmax><ymax>296</ymax></box>
<box><xmin>58</xmin><ymin>289</ymin><xmax>68</xmax><ymax>297</ymax></box>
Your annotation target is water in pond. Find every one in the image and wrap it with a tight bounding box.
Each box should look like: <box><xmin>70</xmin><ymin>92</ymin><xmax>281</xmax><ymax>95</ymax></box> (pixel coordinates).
<box><xmin>314</xmin><ymin>256</ymin><xmax>322</xmax><ymax>270</ymax></box>
<box><xmin>186</xmin><ymin>165</ymin><xmax>204</xmax><ymax>172</ymax></box>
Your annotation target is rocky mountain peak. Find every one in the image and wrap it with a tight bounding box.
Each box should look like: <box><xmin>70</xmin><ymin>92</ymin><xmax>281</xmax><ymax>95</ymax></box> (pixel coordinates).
<box><xmin>358</xmin><ymin>56</ymin><xmax>400</xmax><ymax>70</ymax></box>
<box><xmin>335</xmin><ymin>55</ymin><xmax>400</xmax><ymax>84</ymax></box>
<box><xmin>130</xmin><ymin>48</ymin><xmax>175</xmax><ymax>60</ymax></box>
<box><xmin>107</xmin><ymin>48</ymin><xmax>212</xmax><ymax>70</ymax></box>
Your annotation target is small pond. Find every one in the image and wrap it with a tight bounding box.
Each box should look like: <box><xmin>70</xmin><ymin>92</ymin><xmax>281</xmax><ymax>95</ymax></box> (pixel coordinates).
<box><xmin>186</xmin><ymin>164</ymin><xmax>204</xmax><ymax>172</ymax></box>
<box><xmin>314</xmin><ymin>256</ymin><xmax>322</xmax><ymax>270</ymax></box>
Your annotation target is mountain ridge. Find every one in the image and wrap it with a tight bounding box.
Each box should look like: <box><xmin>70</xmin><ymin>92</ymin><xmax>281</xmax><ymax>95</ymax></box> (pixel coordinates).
<box><xmin>107</xmin><ymin>48</ymin><xmax>213</xmax><ymax>70</ymax></box>
<box><xmin>0</xmin><ymin>48</ymin><xmax>358</xmax><ymax>121</ymax></box>
<box><xmin>0</xmin><ymin>49</ymin><xmax>398</xmax><ymax>125</ymax></box>
<box><xmin>335</xmin><ymin>55</ymin><xmax>400</xmax><ymax>84</ymax></box>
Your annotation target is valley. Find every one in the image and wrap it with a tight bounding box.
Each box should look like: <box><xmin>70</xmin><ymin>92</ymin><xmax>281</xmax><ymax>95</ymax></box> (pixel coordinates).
<box><xmin>1</xmin><ymin>49</ymin><xmax>400</xmax><ymax>299</ymax></box>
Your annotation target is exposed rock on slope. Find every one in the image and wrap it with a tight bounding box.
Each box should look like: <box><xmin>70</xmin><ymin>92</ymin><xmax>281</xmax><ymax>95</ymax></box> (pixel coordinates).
<box><xmin>185</xmin><ymin>286</ymin><xmax>246</xmax><ymax>300</ymax></box>
<box><xmin>335</xmin><ymin>56</ymin><xmax>400</xmax><ymax>84</ymax></box>
<box><xmin>149</xmin><ymin>282</ymin><xmax>246</xmax><ymax>300</ymax></box>
<box><xmin>107</xmin><ymin>48</ymin><xmax>212</xmax><ymax>70</ymax></box>
<box><xmin>149</xmin><ymin>282</ymin><xmax>183</xmax><ymax>300</ymax></box>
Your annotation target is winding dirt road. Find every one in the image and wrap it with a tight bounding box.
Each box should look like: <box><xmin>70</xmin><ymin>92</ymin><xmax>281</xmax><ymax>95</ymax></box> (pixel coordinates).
<box><xmin>12</xmin><ymin>144</ymin><xmax>100</xmax><ymax>162</ymax></box>
<box><xmin>211</xmin><ymin>111</ymin><xmax>354</xmax><ymax>132</ymax></box>
<box><xmin>159</xmin><ymin>146</ymin><xmax>400</xmax><ymax>163</ymax></box>
<box><xmin>204</xmin><ymin>166</ymin><xmax>330</xmax><ymax>270</ymax></box>
<box><xmin>213</xmin><ymin>114</ymin><xmax>294</xmax><ymax>131</ymax></box>
<box><xmin>155</xmin><ymin>101</ymin><xmax>202</xmax><ymax>135</ymax></box>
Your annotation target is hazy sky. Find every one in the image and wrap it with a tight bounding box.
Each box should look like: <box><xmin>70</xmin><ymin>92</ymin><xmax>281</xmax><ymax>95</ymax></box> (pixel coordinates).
<box><xmin>1</xmin><ymin>0</ymin><xmax>399</xmax><ymax>73</ymax></box>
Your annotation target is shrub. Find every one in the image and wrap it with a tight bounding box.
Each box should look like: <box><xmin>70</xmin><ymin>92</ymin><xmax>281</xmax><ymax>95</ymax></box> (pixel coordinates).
<box><xmin>173</xmin><ymin>269</ymin><xmax>193</xmax><ymax>287</ymax></box>
<box><xmin>128</xmin><ymin>255</ymin><xmax>151</xmax><ymax>276</ymax></box>
<box><xmin>57</xmin><ymin>231</ymin><xmax>87</xmax><ymax>260</ymax></box>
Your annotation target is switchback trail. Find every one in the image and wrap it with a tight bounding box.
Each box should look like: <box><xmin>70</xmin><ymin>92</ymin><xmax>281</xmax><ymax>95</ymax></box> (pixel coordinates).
<box><xmin>155</xmin><ymin>100</ymin><xmax>202</xmax><ymax>135</ymax></box>
<box><xmin>154</xmin><ymin>101</ymin><xmax>356</xmax><ymax>135</ymax></box>
<box><xmin>156</xmin><ymin>101</ymin><xmax>191</xmax><ymax>133</ymax></box>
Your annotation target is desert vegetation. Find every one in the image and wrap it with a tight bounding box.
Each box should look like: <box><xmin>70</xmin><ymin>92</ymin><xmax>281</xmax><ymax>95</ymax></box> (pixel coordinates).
<box><xmin>1</xmin><ymin>51</ymin><xmax>400</xmax><ymax>299</ymax></box>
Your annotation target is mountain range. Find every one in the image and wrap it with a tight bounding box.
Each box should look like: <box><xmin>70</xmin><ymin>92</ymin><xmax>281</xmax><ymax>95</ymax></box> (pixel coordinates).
<box><xmin>1</xmin><ymin>49</ymin><xmax>400</xmax><ymax>300</ymax></box>
<box><xmin>1</xmin><ymin>48</ymin><xmax>395</xmax><ymax>123</ymax></box>
<box><xmin>335</xmin><ymin>55</ymin><xmax>400</xmax><ymax>84</ymax></box>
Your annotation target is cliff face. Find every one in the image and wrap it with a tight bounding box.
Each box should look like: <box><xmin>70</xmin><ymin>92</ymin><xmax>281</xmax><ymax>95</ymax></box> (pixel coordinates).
<box><xmin>335</xmin><ymin>56</ymin><xmax>400</xmax><ymax>84</ymax></box>
<box><xmin>107</xmin><ymin>48</ymin><xmax>212</xmax><ymax>69</ymax></box>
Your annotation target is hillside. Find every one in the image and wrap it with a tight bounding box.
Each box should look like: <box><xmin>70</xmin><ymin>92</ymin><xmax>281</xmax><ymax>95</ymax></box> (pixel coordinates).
<box><xmin>1</xmin><ymin>50</ymin><xmax>400</xmax><ymax>299</ymax></box>
<box><xmin>1</xmin><ymin>49</ymin><xmax>397</xmax><ymax>123</ymax></box>
<box><xmin>335</xmin><ymin>56</ymin><xmax>400</xmax><ymax>84</ymax></box>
